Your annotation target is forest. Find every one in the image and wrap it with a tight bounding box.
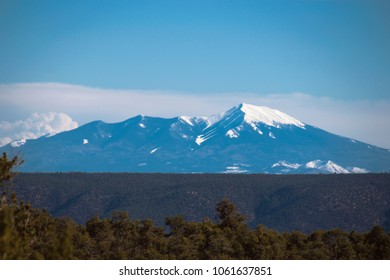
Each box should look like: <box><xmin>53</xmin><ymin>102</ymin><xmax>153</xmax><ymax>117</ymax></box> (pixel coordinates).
<box><xmin>13</xmin><ymin>171</ymin><xmax>390</xmax><ymax>232</ymax></box>
<box><xmin>1</xmin><ymin>152</ymin><xmax>390</xmax><ymax>260</ymax></box>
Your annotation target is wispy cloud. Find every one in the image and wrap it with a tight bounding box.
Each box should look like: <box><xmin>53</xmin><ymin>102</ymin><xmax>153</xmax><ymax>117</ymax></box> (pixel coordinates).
<box><xmin>1</xmin><ymin>83</ymin><xmax>389</xmax><ymax>149</ymax></box>
<box><xmin>0</xmin><ymin>112</ymin><xmax>78</xmax><ymax>146</ymax></box>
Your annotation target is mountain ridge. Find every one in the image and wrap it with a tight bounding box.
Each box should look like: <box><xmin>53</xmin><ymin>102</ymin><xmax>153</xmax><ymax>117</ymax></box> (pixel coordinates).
<box><xmin>2</xmin><ymin>103</ymin><xmax>390</xmax><ymax>173</ymax></box>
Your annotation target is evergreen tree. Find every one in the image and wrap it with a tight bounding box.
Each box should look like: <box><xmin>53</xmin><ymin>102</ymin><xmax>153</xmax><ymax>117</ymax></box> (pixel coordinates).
<box><xmin>365</xmin><ymin>225</ymin><xmax>390</xmax><ymax>259</ymax></box>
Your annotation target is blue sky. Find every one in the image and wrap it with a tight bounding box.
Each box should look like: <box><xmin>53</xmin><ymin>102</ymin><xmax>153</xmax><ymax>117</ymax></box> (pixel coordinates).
<box><xmin>1</xmin><ymin>0</ymin><xmax>390</xmax><ymax>97</ymax></box>
<box><xmin>1</xmin><ymin>0</ymin><xmax>390</xmax><ymax>148</ymax></box>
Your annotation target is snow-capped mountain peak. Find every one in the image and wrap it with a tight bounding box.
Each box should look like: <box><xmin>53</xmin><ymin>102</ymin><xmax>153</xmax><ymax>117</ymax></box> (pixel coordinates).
<box><xmin>194</xmin><ymin>103</ymin><xmax>306</xmax><ymax>145</ymax></box>
<box><xmin>202</xmin><ymin>103</ymin><xmax>305</xmax><ymax>130</ymax></box>
<box><xmin>321</xmin><ymin>160</ymin><xmax>350</xmax><ymax>174</ymax></box>
<box><xmin>305</xmin><ymin>160</ymin><xmax>351</xmax><ymax>174</ymax></box>
<box><xmin>238</xmin><ymin>103</ymin><xmax>305</xmax><ymax>128</ymax></box>
<box><xmin>2</xmin><ymin>103</ymin><xmax>389</xmax><ymax>173</ymax></box>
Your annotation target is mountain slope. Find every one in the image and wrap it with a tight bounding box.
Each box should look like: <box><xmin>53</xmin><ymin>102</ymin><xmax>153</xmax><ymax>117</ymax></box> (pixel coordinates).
<box><xmin>2</xmin><ymin>103</ymin><xmax>390</xmax><ymax>173</ymax></box>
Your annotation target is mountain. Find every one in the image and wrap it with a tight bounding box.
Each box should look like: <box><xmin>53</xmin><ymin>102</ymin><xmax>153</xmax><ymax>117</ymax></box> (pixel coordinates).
<box><xmin>2</xmin><ymin>103</ymin><xmax>390</xmax><ymax>173</ymax></box>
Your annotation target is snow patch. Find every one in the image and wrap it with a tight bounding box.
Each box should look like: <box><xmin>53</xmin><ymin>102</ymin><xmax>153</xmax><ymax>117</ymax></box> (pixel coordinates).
<box><xmin>306</xmin><ymin>160</ymin><xmax>350</xmax><ymax>174</ymax></box>
<box><xmin>83</xmin><ymin>139</ymin><xmax>89</xmax><ymax>145</ymax></box>
<box><xmin>179</xmin><ymin>116</ymin><xmax>194</xmax><ymax>126</ymax></box>
<box><xmin>272</xmin><ymin>160</ymin><xmax>301</xmax><ymax>169</ymax></box>
<box><xmin>269</xmin><ymin>132</ymin><xmax>276</xmax><ymax>139</ymax></box>
<box><xmin>226</xmin><ymin>129</ymin><xmax>239</xmax><ymax>138</ymax></box>
<box><xmin>139</xmin><ymin>123</ymin><xmax>146</xmax><ymax>128</ymax></box>
<box><xmin>305</xmin><ymin>160</ymin><xmax>323</xmax><ymax>169</ymax></box>
<box><xmin>150</xmin><ymin>148</ymin><xmax>159</xmax><ymax>154</ymax></box>
<box><xmin>10</xmin><ymin>138</ymin><xmax>26</xmax><ymax>147</ymax></box>
<box><xmin>195</xmin><ymin>135</ymin><xmax>206</xmax><ymax>145</ymax></box>
<box><xmin>45</xmin><ymin>132</ymin><xmax>57</xmax><ymax>138</ymax></box>
<box><xmin>224</xmin><ymin>165</ymin><xmax>249</xmax><ymax>174</ymax></box>
<box><xmin>348</xmin><ymin>167</ymin><xmax>369</xmax><ymax>173</ymax></box>
<box><xmin>321</xmin><ymin>161</ymin><xmax>350</xmax><ymax>173</ymax></box>
<box><xmin>249</xmin><ymin>122</ymin><xmax>263</xmax><ymax>135</ymax></box>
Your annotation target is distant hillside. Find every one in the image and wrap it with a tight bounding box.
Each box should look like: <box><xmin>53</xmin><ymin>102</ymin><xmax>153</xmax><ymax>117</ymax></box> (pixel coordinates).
<box><xmin>13</xmin><ymin>173</ymin><xmax>390</xmax><ymax>233</ymax></box>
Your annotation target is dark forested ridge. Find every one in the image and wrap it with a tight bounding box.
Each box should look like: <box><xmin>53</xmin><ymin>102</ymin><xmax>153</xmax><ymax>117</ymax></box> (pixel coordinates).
<box><xmin>13</xmin><ymin>172</ymin><xmax>390</xmax><ymax>233</ymax></box>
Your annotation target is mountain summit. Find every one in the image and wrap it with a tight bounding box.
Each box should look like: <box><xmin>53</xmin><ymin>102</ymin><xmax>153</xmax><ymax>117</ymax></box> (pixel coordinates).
<box><xmin>2</xmin><ymin>104</ymin><xmax>390</xmax><ymax>173</ymax></box>
<box><xmin>195</xmin><ymin>103</ymin><xmax>305</xmax><ymax>146</ymax></box>
<box><xmin>236</xmin><ymin>103</ymin><xmax>305</xmax><ymax>127</ymax></box>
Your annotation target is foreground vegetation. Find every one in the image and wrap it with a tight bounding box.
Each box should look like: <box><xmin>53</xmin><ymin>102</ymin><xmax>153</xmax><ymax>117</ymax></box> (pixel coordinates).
<box><xmin>1</xmin><ymin>153</ymin><xmax>390</xmax><ymax>259</ymax></box>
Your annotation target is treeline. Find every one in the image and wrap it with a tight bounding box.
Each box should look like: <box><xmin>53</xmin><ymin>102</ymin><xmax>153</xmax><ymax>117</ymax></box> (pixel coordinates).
<box><xmin>1</xmin><ymin>196</ymin><xmax>390</xmax><ymax>260</ymax></box>
<box><xmin>1</xmin><ymin>153</ymin><xmax>390</xmax><ymax>260</ymax></box>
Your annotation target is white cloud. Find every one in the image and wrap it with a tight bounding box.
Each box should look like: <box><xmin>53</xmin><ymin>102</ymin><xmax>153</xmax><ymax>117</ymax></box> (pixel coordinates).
<box><xmin>0</xmin><ymin>112</ymin><xmax>78</xmax><ymax>146</ymax></box>
<box><xmin>0</xmin><ymin>82</ymin><xmax>389</xmax><ymax>148</ymax></box>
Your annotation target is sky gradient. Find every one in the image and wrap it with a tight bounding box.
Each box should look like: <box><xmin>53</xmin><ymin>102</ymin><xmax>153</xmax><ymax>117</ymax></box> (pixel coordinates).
<box><xmin>0</xmin><ymin>0</ymin><xmax>389</xmax><ymax>148</ymax></box>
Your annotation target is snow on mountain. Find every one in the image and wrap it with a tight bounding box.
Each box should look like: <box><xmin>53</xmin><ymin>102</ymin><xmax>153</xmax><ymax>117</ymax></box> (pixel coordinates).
<box><xmin>348</xmin><ymin>167</ymin><xmax>369</xmax><ymax>173</ymax></box>
<box><xmin>224</xmin><ymin>165</ymin><xmax>249</xmax><ymax>174</ymax></box>
<box><xmin>204</xmin><ymin>103</ymin><xmax>305</xmax><ymax>129</ymax></box>
<box><xmin>272</xmin><ymin>161</ymin><xmax>301</xmax><ymax>169</ymax></box>
<box><xmin>2</xmin><ymin>103</ymin><xmax>389</xmax><ymax>173</ymax></box>
<box><xmin>239</xmin><ymin>103</ymin><xmax>305</xmax><ymax>128</ymax></box>
<box><xmin>304</xmin><ymin>160</ymin><xmax>364</xmax><ymax>174</ymax></box>
<box><xmin>319</xmin><ymin>160</ymin><xmax>350</xmax><ymax>174</ymax></box>
<box><xmin>195</xmin><ymin>103</ymin><xmax>305</xmax><ymax>146</ymax></box>
<box><xmin>226</xmin><ymin>129</ymin><xmax>239</xmax><ymax>138</ymax></box>
<box><xmin>195</xmin><ymin>135</ymin><xmax>207</xmax><ymax>145</ymax></box>
<box><xmin>10</xmin><ymin>138</ymin><xmax>27</xmax><ymax>147</ymax></box>
<box><xmin>178</xmin><ymin>116</ymin><xmax>194</xmax><ymax>126</ymax></box>
<box><xmin>305</xmin><ymin>160</ymin><xmax>323</xmax><ymax>169</ymax></box>
<box><xmin>272</xmin><ymin>159</ymin><xmax>368</xmax><ymax>174</ymax></box>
